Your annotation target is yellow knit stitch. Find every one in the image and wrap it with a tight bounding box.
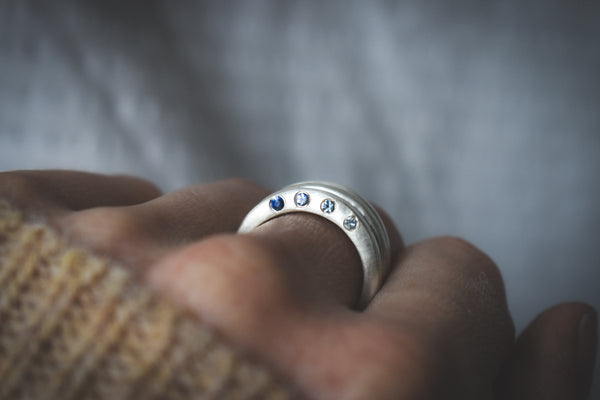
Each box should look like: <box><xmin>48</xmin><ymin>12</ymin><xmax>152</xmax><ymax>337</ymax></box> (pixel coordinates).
<box><xmin>1</xmin><ymin>248</ymin><xmax>109</xmax><ymax>395</ymax></box>
<box><xmin>0</xmin><ymin>228</ymin><xmax>51</xmax><ymax>380</ymax></box>
<box><xmin>59</xmin><ymin>274</ymin><xmax>144</xmax><ymax>399</ymax></box>
<box><xmin>139</xmin><ymin>317</ymin><xmax>217</xmax><ymax>400</ymax></box>
<box><xmin>0</xmin><ymin>225</ymin><xmax>44</xmax><ymax>292</ymax></box>
<box><xmin>45</xmin><ymin>269</ymin><xmax>138</xmax><ymax>397</ymax></box>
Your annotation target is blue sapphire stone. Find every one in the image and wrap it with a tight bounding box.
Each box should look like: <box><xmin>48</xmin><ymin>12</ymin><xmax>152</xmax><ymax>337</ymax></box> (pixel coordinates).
<box><xmin>295</xmin><ymin>192</ymin><xmax>309</xmax><ymax>207</ymax></box>
<box><xmin>270</xmin><ymin>195</ymin><xmax>285</xmax><ymax>211</ymax></box>
<box><xmin>321</xmin><ymin>199</ymin><xmax>335</xmax><ymax>213</ymax></box>
<box><xmin>344</xmin><ymin>215</ymin><xmax>358</xmax><ymax>231</ymax></box>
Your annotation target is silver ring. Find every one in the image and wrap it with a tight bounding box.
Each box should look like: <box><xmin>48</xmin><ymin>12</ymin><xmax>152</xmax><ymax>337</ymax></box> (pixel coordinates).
<box><xmin>237</xmin><ymin>181</ymin><xmax>391</xmax><ymax>308</ymax></box>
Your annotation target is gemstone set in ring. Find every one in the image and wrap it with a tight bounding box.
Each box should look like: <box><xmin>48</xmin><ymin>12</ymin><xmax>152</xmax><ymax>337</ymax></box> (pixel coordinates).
<box><xmin>344</xmin><ymin>215</ymin><xmax>358</xmax><ymax>231</ymax></box>
<box><xmin>294</xmin><ymin>192</ymin><xmax>309</xmax><ymax>207</ymax></box>
<box><xmin>238</xmin><ymin>181</ymin><xmax>391</xmax><ymax>309</ymax></box>
<box><xmin>320</xmin><ymin>199</ymin><xmax>336</xmax><ymax>214</ymax></box>
<box><xmin>269</xmin><ymin>196</ymin><xmax>285</xmax><ymax>211</ymax></box>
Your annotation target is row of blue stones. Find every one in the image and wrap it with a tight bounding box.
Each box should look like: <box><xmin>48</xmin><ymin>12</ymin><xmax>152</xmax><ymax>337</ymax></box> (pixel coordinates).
<box><xmin>269</xmin><ymin>192</ymin><xmax>358</xmax><ymax>231</ymax></box>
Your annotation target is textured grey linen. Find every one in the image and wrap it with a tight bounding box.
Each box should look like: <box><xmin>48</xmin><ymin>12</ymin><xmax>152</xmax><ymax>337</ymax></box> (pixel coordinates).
<box><xmin>1</xmin><ymin>0</ymin><xmax>599</xmax><ymax>394</ymax></box>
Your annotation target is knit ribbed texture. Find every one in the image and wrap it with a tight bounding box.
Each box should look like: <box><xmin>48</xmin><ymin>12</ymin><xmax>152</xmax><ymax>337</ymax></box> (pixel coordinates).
<box><xmin>0</xmin><ymin>201</ymin><xmax>293</xmax><ymax>400</ymax></box>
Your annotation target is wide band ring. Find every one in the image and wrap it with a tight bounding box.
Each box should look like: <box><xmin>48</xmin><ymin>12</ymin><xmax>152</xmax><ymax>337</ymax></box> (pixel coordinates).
<box><xmin>237</xmin><ymin>181</ymin><xmax>391</xmax><ymax>308</ymax></box>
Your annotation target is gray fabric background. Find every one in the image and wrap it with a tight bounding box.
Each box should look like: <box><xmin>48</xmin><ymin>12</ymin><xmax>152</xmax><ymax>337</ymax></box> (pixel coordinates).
<box><xmin>1</xmin><ymin>0</ymin><xmax>599</xmax><ymax>395</ymax></box>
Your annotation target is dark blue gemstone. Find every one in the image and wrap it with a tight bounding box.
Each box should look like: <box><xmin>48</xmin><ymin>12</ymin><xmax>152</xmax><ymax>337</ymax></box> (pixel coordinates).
<box><xmin>269</xmin><ymin>195</ymin><xmax>285</xmax><ymax>211</ymax></box>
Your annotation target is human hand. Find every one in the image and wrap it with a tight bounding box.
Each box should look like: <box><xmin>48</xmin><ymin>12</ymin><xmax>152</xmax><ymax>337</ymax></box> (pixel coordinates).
<box><xmin>1</xmin><ymin>170</ymin><xmax>596</xmax><ymax>399</ymax></box>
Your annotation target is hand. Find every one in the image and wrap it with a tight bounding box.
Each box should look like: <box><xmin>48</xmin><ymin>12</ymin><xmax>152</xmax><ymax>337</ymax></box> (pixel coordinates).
<box><xmin>1</xmin><ymin>170</ymin><xmax>596</xmax><ymax>399</ymax></box>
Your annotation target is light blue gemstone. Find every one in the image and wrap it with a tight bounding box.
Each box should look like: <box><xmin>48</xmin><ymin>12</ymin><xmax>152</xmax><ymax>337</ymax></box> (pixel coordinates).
<box><xmin>270</xmin><ymin>195</ymin><xmax>285</xmax><ymax>211</ymax></box>
<box><xmin>295</xmin><ymin>192</ymin><xmax>309</xmax><ymax>207</ymax></box>
<box><xmin>344</xmin><ymin>215</ymin><xmax>358</xmax><ymax>231</ymax></box>
<box><xmin>320</xmin><ymin>199</ymin><xmax>335</xmax><ymax>213</ymax></box>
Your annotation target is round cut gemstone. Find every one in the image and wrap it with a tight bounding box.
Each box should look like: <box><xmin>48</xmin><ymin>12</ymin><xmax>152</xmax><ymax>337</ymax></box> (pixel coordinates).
<box><xmin>344</xmin><ymin>215</ymin><xmax>358</xmax><ymax>231</ymax></box>
<box><xmin>269</xmin><ymin>195</ymin><xmax>285</xmax><ymax>211</ymax></box>
<box><xmin>320</xmin><ymin>199</ymin><xmax>335</xmax><ymax>213</ymax></box>
<box><xmin>295</xmin><ymin>192</ymin><xmax>309</xmax><ymax>207</ymax></box>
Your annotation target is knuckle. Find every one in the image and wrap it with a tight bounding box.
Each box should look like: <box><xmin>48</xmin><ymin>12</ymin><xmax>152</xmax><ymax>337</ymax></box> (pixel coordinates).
<box><xmin>200</xmin><ymin>234</ymin><xmax>291</xmax><ymax>309</ymax></box>
<box><xmin>159</xmin><ymin>234</ymin><xmax>293</xmax><ymax>329</ymax></box>
<box><xmin>420</xmin><ymin>235</ymin><xmax>510</xmax><ymax>322</ymax></box>
<box><xmin>432</xmin><ymin>235</ymin><xmax>484</xmax><ymax>257</ymax></box>
<box><xmin>112</xmin><ymin>174</ymin><xmax>162</xmax><ymax>198</ymax></box>
<box><xmin>0</xmin><ymin>171</ymin><xmax>38</xmax><ymax>206</ymax></box>
<box><xmin>59</xmin><ymin>207</ymin><xmax>142</xmax><ymax>254</ymax></box>
<box><xmin>429</xmin><ymin>235</ymin><xmax>501</xmax><ymax>279</ymax></box>
<box><xmin>223</xmin><ymin>177</ymin><xmax>262</xmax><ymax>190</ymax></box>
<box><xmin>221</xmin><ymin>178</ymin><xmax>269</xmax><ymax>198</ymax></box>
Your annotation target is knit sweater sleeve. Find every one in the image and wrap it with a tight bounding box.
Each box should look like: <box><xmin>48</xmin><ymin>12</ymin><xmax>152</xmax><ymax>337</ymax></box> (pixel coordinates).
<box><xmin>0</xmin><ymin>201</ymin><xmax>294</xmax><ymax>400</ymax></box>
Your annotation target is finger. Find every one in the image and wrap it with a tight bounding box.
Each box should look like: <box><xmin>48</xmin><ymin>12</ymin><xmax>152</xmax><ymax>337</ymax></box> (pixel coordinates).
<box><xmin>366</xmin><ymin>237</ymin><xmax>515</xmax><ymax>398</ymax></box>
<box><xmin>57</xmin><ymin>179</ymin><xmax>269</xmax><ymax>267</ymax></box>
<box><xmin>242</xmin><ymin>205</ymin><xmax>404</xmax><ymax>308</ymax></box>
<box><xmin>0</xmin><ymin>170</ymin><xmax>161</xmax><ymax>212</ymax></box>
<box><xmin>496</xmin><ymin>302</ymin><xmax>597</xmax><ymax>400</ymax></box>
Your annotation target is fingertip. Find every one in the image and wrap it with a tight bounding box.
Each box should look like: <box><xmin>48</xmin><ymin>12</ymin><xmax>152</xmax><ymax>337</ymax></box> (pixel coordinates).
<box><xmin>497</xmin><ymin>302</ymin><xmax>597</xmax><ymax>400</ymax></box>
<box><xmin>576</xmin><ymin>305</ymin><xmax>597</xmax><ymax>400</ymax></box>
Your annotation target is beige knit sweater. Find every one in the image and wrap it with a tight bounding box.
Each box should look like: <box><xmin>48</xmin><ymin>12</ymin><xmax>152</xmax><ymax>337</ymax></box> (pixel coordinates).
<box><xmin>0</xmin><ymin>201</ymin><xmax>293</xmax><ymax>399</ymax></box>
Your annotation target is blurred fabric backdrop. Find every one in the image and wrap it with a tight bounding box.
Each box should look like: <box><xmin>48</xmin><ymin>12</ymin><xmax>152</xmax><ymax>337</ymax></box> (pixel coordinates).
<box><xmin>1</xmin><ymin>0</ymin><xmax>599</xmax><ymax>395</ymax></box>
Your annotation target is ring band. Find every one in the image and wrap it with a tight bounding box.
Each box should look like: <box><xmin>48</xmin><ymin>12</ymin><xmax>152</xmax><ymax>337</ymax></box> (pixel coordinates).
<box><xmin>237</xmin><ymin>181</ymin><xmax>391</xmax><ymax>308</ymax></box>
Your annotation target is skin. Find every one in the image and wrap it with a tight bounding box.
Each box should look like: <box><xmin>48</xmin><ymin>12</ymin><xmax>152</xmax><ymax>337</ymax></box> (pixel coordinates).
<box><xmin>0</xmin><ymin>170</ymin><xmax>597</xmax><ymax>399</ymax></box>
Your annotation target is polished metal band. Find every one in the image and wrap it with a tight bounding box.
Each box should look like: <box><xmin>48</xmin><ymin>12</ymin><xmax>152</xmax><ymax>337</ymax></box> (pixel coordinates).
<box><xmin>237</xmin><ymin>181</ymin><xmax>391</xmax><ymax>308</ymax></box>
